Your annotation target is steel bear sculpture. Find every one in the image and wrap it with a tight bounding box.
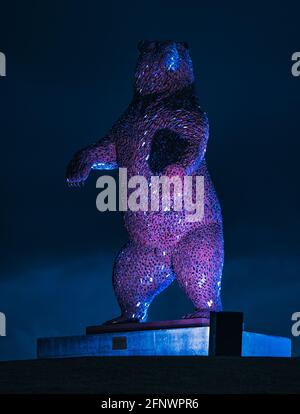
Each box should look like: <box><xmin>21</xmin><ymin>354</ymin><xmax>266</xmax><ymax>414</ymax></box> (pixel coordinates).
<box><xmin>66</xmin><ymin>41</ymin><xmax>224</xmax><ymax>325</ymax></box>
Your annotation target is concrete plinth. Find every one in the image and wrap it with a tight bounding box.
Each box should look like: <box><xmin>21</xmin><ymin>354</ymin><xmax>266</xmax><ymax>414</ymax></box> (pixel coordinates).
<box><xmin>37</xmin><ymin>319</ymin><xmax>291</xmax><ymax>359</ymax></box>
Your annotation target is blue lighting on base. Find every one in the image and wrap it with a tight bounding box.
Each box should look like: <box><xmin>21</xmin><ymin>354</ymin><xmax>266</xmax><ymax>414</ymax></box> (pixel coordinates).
<box><xmin>241</xmin><ymin>331</ymin><xmax>291</xmax><ymax>357</ymax></box>
<box><xmin>37</xmin><ymin>328</ymin><xmax>291</xmax><ymax>359</ymax></box>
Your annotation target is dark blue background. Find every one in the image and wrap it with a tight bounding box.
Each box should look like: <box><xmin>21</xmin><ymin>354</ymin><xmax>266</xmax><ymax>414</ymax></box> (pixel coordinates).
<box><xmin>0</xmin><ymin>0</ymin><xmax>299</xmax><ymax>360</ymax></box>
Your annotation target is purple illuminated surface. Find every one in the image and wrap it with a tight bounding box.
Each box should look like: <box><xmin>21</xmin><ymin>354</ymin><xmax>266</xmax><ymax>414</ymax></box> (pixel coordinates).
<box><xmin>66</xmin><ymin>41</ymin><xmax>224</xmax><ymax>324</ymax></box>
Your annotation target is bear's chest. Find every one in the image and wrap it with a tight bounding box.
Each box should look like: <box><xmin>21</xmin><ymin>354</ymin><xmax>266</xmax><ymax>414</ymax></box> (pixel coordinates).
<box><xmin>116</xmin><ymin>111</ymin><xmax>161</xmax><ymax>171</ymax></box>
<box><xmin>116</xmin><ymin>107</ymin><xmax>189</xmax><ymax>175</ymax></box>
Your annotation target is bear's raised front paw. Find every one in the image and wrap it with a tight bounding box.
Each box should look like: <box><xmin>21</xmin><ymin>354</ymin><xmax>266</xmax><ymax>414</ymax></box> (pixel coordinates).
<box><xmin>66</xmin><ymin>150</ymin><xmax>93</xmax><ymax>185</ymax></box>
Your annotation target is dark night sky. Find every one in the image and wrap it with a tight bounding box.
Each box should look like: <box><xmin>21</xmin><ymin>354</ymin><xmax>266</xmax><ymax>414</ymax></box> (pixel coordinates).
<box><xmin>0</xmin><ymin>0</ymin><xmax>299</xmax><ymax>360</ymax></box>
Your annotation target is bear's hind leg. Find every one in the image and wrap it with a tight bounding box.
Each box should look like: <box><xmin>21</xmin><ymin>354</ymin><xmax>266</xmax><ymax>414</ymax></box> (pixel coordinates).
<box><xmin>103</xmin><ymin>242</ymin><xmax>175</xmax><ymax>324</ymax></box>
<box><xmin>172</xmin><ymin>224</ymin><xmax>224</xmax><ymax>322</ymax></box>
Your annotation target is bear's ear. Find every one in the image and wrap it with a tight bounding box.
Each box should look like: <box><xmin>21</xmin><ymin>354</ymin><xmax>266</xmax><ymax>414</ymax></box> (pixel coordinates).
<box><xmin>137</xmin><ymin>40</ymin><xmax>157</xmax><ymax>53</ymax></box>
<box><xmin>178</xmin><ymin>41</ymin><xmax>189</xmax><ymax>50</ymax></box>
<box><xmin>137</xmin><ymin>40</ymin><xmax>147</xmax><ymax>53</ymax></box>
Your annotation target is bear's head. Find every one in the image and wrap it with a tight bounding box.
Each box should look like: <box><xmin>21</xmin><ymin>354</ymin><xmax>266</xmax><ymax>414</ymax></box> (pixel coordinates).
<box><xmin>134</xmin><ymin>40</ymin><xmax>194</xmax><ymax>96</ymax></box>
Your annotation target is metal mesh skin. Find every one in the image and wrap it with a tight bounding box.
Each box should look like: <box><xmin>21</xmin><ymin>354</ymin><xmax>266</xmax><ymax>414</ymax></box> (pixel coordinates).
<box><xmin>66</xmin><ymin>41</ymin><xmax>224</xmax><ymax>324</ymax></box>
